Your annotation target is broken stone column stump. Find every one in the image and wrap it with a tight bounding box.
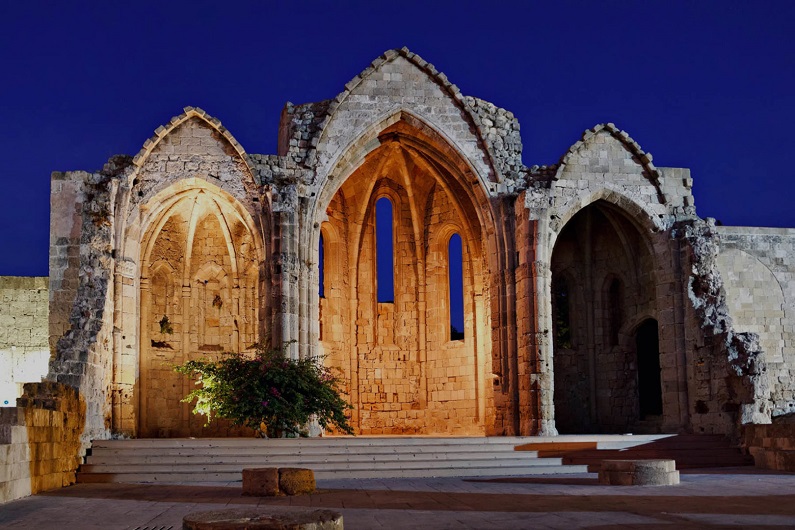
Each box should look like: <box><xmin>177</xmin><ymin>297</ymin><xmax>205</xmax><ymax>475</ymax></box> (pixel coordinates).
<box><xmin>242</xmin><ymin>467</ymin><xmax>316</xmax><ymax>496</ymax></box>
<box><xmin>598</xmin><ymin>459</ymin><xmax>679</xmax><ymax>486</ymax></box>
<box><xmin>182</xmin><ymin>507</ymin><xmax>343</xmax><ymax>530</ymax></box>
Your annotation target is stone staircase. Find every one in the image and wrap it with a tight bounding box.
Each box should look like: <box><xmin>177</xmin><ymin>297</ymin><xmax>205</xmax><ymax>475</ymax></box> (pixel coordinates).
<box><xmin>518</xmin><ymin>434</ymin><xmax>753</xmax><ymax>472</ymax></box>
<box><xmin>77</xmin><ymin>436</ymin><xmax>648</xmax><ymax>483</ymax></box>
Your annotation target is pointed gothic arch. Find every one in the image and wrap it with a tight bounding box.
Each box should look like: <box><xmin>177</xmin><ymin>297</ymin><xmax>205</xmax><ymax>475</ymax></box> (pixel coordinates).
<box><xmin>549</xmin><ymin>197</ymin><xmax>666</xmax><ymax>433</ymax></box>
<box><xmin>303</xmin><ymin>113</ymin><xmax>502</xmax><ymax>435</ymax></box>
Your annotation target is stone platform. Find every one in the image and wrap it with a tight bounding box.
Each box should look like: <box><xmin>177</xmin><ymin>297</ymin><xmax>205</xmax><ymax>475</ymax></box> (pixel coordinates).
<box><xmin>4</xmin><ymin>469</ymin><xmax>795</xmax><ymax>529</ymax></box>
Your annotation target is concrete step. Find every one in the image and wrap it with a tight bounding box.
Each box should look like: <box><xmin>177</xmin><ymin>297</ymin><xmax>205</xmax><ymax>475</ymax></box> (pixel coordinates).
<box><xmin>77</xmin><ymin>463</ymin><xmax>589</xmax><ymax>483</ymax></box>
<box><xmin>85</xmin><ymin>450</ymin><xmax>542</xmax><ymax>466</ymax></box>
<box><xmin>77</xmin><ymin>465</ymin><xmax>590</xmax><ymax>483</ymax></box>
<box><xmin>88</xmin><ymin>434</ymin><xmax>669</xmax><ymax>449</ymax></box>
<box><xmin>80</xmin><ymin>456</ymin><xmax>565</xmax><ymax>474</ymax></box>
<box><xmin>89</xmin><ymin>436</ymin><xmax>534</xmax><ymax>449</ymax></box>
<box><xmin>88</xmin><ymin>443</ymin><xmax>526</xmax><ymax>457</ymax></box>
<box><xmin>78</xmin><ymin>435</ymin><xmax>670</xmax><ymax>484</ymax></box>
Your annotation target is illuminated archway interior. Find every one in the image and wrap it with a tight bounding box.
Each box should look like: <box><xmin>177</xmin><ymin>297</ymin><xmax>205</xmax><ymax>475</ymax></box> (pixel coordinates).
<box><xmin>139</xmin><ymin>189</ymin><xmax>261</xmax><ymax>437</ymax></box>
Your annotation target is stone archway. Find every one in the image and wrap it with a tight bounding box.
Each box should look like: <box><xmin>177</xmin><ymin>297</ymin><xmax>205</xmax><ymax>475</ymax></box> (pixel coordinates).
<box><xmin>315</xmin><ymin>119</ymin><xmax>494</xmax><ymax>435</ymax></box>
<box><xmin>550</xmin><ymin>200</ymin><xmax>659</xmax><ymax>433</ymax></box>
<box><xmin>138</xmin><ymin>187</ymin><xmax>261</xmax><ymax>438</ymax></box>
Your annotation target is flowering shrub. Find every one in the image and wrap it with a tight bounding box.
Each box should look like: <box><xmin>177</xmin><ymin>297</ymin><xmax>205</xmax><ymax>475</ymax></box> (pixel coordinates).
<box><xmin>174</xmin><ymin>346</ymin><xmax>354</xmax><ymax>437</ymax></box>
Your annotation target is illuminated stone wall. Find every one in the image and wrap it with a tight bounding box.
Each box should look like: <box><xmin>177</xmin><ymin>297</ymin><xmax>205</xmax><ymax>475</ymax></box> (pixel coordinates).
<box><xmin>717</xmin><ymin>227</ymin><xmax>795</xmax><ymax>419</ymax></box>
<box><xmin>0</xmin><ymin>277</ymin><xmax>49</xmax><ymax>408</ymax></box>
<box><xmin>0</xmin><ymin>382</ymin><xmax>84</xmax><ymax>503</ymax></box>
<box><xmin>35</xmin><ymin>47</ymin><xmax>792</xmax><ymax>445</ymax></box>
<box><xmin>317</xmin><ymin>121</ymin><xmax>488</xmax><ymax>434</ymax></box>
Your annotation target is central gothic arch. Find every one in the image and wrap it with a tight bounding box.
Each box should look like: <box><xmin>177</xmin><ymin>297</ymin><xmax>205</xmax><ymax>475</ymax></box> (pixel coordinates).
<box><xmin>310</xmin><ymin>117</ymin><xmax>501</xmax><ymax>435</ymax></box>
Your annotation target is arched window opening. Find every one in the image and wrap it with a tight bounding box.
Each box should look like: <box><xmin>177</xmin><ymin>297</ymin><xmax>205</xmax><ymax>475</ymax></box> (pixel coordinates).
<box><xmin>448</xmin><ymin>233</ymin><xmax>464</xmax><ymax>341</ymax></box>
<box><xmin>375</xmin><ymin>197</ymin><xmax>394</xmax><ymax>303</ymax></box>
<box><xmin>636</xmin><ymin>319</ymin><xmax>662</xmax><ymax>419</ymax></box>
<box><xmin>319</xmin><ymin>232</ymin><xmax>325</xmax><ymax>298</ymax></box>
<box><xmin>552</xmin><ymin>275</ymin><xmax>572</xmax><ymax>349</ymax></box>
<box><xmin>608</xmin><ymin>278</ymin><xmax>623</xmax><ymax>346</ymax></box>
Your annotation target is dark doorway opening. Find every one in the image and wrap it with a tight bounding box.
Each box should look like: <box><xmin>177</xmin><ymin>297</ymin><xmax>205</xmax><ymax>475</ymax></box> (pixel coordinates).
<box><xmin>636</xmin><ymin>319</ymin><xmax>662</xmax><ymax>419</ymax></box>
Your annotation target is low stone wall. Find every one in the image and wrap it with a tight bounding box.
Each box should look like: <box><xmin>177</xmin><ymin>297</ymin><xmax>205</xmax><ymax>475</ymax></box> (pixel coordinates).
<box><xmin>0</xmin><ymin>382</ymin><xmax>85</xmax><ymax>503</ymax></box>
<box><xmin>743</xmin><ymin>423</ymin><xmax>795</xmax><ymax>472</ymax></box>
<box><xmin>0</xmin><ymin>276</ymin><xmax>49</xmax><ymax>407</ymax></box>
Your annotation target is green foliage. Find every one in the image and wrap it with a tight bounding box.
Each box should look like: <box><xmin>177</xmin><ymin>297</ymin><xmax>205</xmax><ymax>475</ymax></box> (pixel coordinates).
<box><xmin>174</xmin><ymin>345</ymin><xmax>354</xmax><ymax>438</ymax></box>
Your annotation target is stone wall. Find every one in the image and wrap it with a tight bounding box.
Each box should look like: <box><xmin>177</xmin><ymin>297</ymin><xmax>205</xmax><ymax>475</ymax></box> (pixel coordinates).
<box><xmin>47</xmin><ymin>168</ymin><xmax>116</xmax><ymax>446</ymax></box>
<box><xmin>716</xmin><ymin>226</ymin><xmax>795</xmax><ymax>418</ymax></box>
<box><xmin>0</xmin><ymin>382</ymin><xmax>85</xmax><ymax>503</ymax></box>
<box><xmin>0</xmin><ymin>277</ymin><xmax>49</xmax><ymax>407</ymax></box>
<box><xmin>514</xmin><ymin>198</ymin><xmax>546</xmax><ymax>435</ymax></box>
<box><xmin>743</xmin><ymin>422</ymin><xmax>795</xmax><ymax>472</ymax></box>
<box><xmin>36</xmin><ymin>47</ymin><xmax>789</xmax><ymax>444</ymax></box>
<box><xmin>315</xmin><ymin>118</ymin><xmax>492</xmax><ymax>435</ymax></box>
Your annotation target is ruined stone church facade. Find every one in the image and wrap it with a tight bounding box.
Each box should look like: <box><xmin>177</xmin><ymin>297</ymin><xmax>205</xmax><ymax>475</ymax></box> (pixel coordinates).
<box><xmin>45</xmin><ymin>48</ymin><xmax>794</xmax><ymax>443</ymax></box>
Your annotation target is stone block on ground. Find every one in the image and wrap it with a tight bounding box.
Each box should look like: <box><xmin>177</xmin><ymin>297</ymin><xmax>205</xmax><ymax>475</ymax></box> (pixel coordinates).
<box><xmin>599</xmin><ymin>459</ymin><xmax>679</xmax><ymax>486</ymax></box>
<box><xmin>279</xmin><ymin>467</ymin><xmax>316</xmax><ymax>495</ymax></box>
<box><xmin>242</xmin><ymin>467</ymin><xmax>279</xmax><ymax>497</ymax></box>
<box><xmin>242</xmin><ymin>467</ymin><xmax>316</xmax><ymax>496</ymax></box>
<box><xmin>183</xmin><ymin>507</ymin><xmax>343</xmax><ymax>529</ymax></box>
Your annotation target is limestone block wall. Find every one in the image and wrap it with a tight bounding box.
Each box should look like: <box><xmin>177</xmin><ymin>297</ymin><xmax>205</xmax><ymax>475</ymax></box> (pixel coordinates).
<box><xmin>315</xmin><ymin>129</ymin><xmax>492</xmax><ymax>435</ymax></box>
<box><xmin>0</xmin><ymin>382</ymin><xmax>85</xmax><ymax>503</ymax></box>
<box><xmin>47</xmin><ymin>168</ymin><xmax>116</xmax><ymax>445</ymax></box>
<box><xmin>0</xmin><ymin>277</ymin><xmax>49</xmax><ymax>407</ymax></box>
<box><xmin>675</xmin><ymin>219</ymin><xmax>771</xmax><ymax>435</ymax></box>
<box><xmin>716</xmin><ymin>226</ymin><xmax>795</xmax><ymax>417</ymax></box>
<box><xmin>514</xmin><ymin>198</ymin><xmax>546</xmax><ymax>435</ymax></box>
<box><xmin>48</xmin><ymin>172</ymin><xmax>86</xmax><ymax>355</ymax></box>
<box><xmin>743</xmin><ymin>423</ymin><xmax>795</xmax><ymax>471</ymax></box>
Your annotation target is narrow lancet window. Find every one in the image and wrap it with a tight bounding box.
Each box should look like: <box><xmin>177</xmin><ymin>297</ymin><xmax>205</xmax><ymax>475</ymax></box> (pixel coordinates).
<box><xmin>608</xmin><ymin>278</ymin><xmax>623</xmax><ymax>346</ymax></box>
<box><xmin>319</xmin><ymin>233</ymin><xmax>325</xmax><ymax>298</ymax></box>
<box><xmin>552</xmin><ymin>275</ymin><xmax>572</xmax><ymax>349</ymax></box>
<box><xmin>376</xmin><ymin>197</ymin><xmax>394</xmax><ymax>303</ymax></box>
<box><xmin>449</xmin><ymin>233</ymin><xmax>464</xmax><ymax>340</ymax></box>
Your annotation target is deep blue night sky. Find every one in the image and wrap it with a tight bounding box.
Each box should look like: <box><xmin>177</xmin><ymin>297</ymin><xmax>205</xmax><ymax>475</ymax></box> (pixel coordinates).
<box><xmin>1</xmin><ymin>1</ymin><xmax>792</xmax><ymax>276</ymax></box>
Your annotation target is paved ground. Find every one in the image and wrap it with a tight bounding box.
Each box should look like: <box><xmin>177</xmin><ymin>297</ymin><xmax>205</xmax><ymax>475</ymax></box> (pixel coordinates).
<box><xmin>1</xmin><ymin>468</ymin><xmax>794</xmax><ymax>529</ymax></box>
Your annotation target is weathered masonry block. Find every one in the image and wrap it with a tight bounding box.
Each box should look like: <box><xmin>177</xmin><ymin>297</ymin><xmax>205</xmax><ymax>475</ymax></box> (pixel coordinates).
<box><xmin>242</xmin><ymin>467</ymin><xmax>316</xmax><ymax>497</ymax></box>
<box><xmin>0</xmin><ymin>382</ymin><xmax>85</xmax><ymax>503</ymax></box>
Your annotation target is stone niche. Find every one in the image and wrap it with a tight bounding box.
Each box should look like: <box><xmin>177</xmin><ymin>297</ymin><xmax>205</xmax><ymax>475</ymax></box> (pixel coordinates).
<box><xmin>138</xmin><ymin>190</ymin><xmax>260</xmax><ymax>437</ymax></box>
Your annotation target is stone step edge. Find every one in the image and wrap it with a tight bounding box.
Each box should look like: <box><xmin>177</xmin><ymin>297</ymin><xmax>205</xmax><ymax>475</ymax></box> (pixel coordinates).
<box><xmin>87</xmin><ymin>444</ymin><xmax>537</xmax><ymax>455</ymax></box>
<box><xmin>89</xmin><ymin>434</ymin><xmax>673</xmax><ymax>448</ymax></box>
<box><xmin>79</xmin><ymin>457</ymin><xmax>564</xmax><ymax>473</ymax></box>
<box><xmin>76</xmin><ymin>465</ymin><xmax>590</xmax><ymax>483</ymax></box>
<box><xmin>85</xmin><ymin>451</ymin><xmax>546</xmax><ymax>462</ymax></box>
